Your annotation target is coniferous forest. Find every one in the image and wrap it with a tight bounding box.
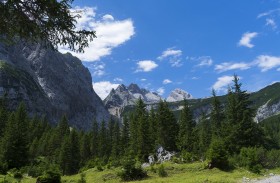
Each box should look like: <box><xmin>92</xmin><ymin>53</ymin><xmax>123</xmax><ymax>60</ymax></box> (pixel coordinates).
<box><xmin>1</xmin><ymin>75</ymin><xmax>280</xmax><ymax>182</ymax></box>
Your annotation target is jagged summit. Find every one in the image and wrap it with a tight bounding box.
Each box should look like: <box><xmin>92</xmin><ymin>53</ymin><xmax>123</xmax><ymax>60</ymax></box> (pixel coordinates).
<box><xmin>166</xmin><ymin>88</ymin><xmax>193</xmax><ymax>102</ymax></box>
<box><xmin>103</xmin><ymin>83</ymin><xmax>161</xmax><ymax>116</ymax></box>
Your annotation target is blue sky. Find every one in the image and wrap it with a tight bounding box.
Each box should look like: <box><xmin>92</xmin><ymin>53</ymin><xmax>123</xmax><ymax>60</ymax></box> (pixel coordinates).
<box><xmin>58</xmin><ymin>0</ymin><xmax>280</xmax><ymax>99</ymax></box>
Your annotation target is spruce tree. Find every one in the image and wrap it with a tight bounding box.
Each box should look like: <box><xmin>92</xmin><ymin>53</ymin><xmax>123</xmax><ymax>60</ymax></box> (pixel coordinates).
<box><xmin>1</xmin><ymin>103</ymin><xmax>29</xmax><ymax>169</ymax></box>
<box><xmin>210</xmin><ymin>89</ymin><xmax>224</xmax><ymax>138</ymax></box>
<box><xmin>156</xmin><ymin>100</ymin><xmax>178</xmax><ymax>151</ymax></box>
<box><xmin>226</xmin><ymin>75</ymin><xmax>264</xmax><ymax>153</ymax></box>
<box><xmin>177</xmin><ymin>99</ymin><xmax>196</xmax><ymax>152</ymax></box>
<box><xmin>148</xmin><ymin>107</ymin><xmax>157</xmax><ymax>150</ymax></box>
<box><xmin>121</xmin><ymin>115</ymin><xmax>130</xmax><ymax>152</ymax></box>
<box><xmin>111</xmin><ymin>121</ymin><xmax>121</xmax><ymax>159</ymax></box>
<box><xmin>90</xmin><ymin>118</ymin><xmax>99</xmax><ymax>158</ymax></box>
<box><xmin>80</xmin><ymin>133</ymin><xmax>91</xmax><ymax>165</ymax></box>
<box><xmin>198</xmin><ymin>112</ymin><xmax>211</xmax><ymax>157</ymax></box>
<box><xmin>98</xmin><ymin>120</ymin><xmax>108</xmax><ymax>158</ymax></box>
<box><xmin>59</xmin><ymin>129</ymin><xmax>80</xmax><ymax>175</ymax></box>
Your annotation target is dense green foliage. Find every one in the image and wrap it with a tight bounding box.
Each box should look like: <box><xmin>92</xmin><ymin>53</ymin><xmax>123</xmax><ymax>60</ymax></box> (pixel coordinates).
<box><xmin>0</xmin><ymin>0</ymin><xmax>96</xmax><ymax>52</ymax></box>
<box><xmin>0</xmin><ymin>75</ymin><xmax>280</xmax><ymax>181</ymax></box>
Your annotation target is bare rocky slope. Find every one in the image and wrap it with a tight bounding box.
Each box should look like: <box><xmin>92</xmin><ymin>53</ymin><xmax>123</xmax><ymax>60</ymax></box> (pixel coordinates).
<box><xmin>0</xmin><ymin>42</ymin><xmax>109</xmax><ymax>129</ymax></box>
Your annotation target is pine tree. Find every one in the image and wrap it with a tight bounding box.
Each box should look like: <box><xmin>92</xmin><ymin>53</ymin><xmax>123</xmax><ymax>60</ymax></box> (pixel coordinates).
<box><xmin>98</xmin><ymin>120</ymin><xmax>108</xmax><ymax>158</ymax></box>
<box><xmin>148</xmin><ymin>107</ymin><xmax>157</xmax><ymax>150</ymax></box>
<box><xmin>156</xmin><ymin>100</ymin><xmax>178</xmax><ymax>151</ymax></box>
<box><xmin>210</xmin><ymin>89</ymin><xmax>224</xmax><ymax>138</ymax></box>
<box><xmin>111</xmin><ymin>121</ymin><xmax>121</xmax><ymax>159</ymax></box>
<box><xmin>59</xmin><ymin>129</ymin><xmax>80</xmax><ymax>175</ymax></box>
<box><xmin>1</xmin><ymin>103</ymin><xmax>29</xmax><ymax>169</ymax></box>
<box><xmin>134</xmin><ymin>98</ymin><xmax>151</xmax><ymax>161</ymax></box>
<box><xmin>90</xmin><ymin>118</ymin><xmax>99</xmax><ymax>158</ymax></box>
<box><xmin>226</xmin><ymin>75</ymin><xmax>264</xmax><ymax>153</ymax></box>
<box><xmin>121</xmin><ymin>115</ymin><xmax>130</xmax><ymax>152</ymax></box>
<box><xmin>177</xmin><ymin>99</ymin><xmax>196</xmax><ymax>152</ymax></box>
<box><xmin>80</xmin><ymin>133</ymin><xmax>91</xmax><ymax>165</ymax></box>
<box><xmin>198</xmin><ymin>112</ymin><xmax>211</xmax><ymax>157</ymax></box>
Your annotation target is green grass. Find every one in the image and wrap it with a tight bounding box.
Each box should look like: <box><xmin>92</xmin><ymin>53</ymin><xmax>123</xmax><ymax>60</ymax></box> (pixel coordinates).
<box><xmin>1</xmin><ymin>162</ymin><xmax>278</xmax><ymax>183</ymax></box>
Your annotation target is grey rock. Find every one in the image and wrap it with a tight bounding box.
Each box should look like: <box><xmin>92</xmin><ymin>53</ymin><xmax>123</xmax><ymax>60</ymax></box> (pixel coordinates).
<box><xmin>0</xmin><ymin>42</ymin><xmax>109</xmax><ymax>129</ymax></box>
<box><xmin>104</xmin><ymin>83</ymin><xmax>161</xmax><ymax>117</ymax></box>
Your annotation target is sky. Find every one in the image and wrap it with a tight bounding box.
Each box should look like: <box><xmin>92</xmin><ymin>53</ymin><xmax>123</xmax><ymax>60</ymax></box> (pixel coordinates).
<box><xmin>58</xmin><ymin>0</ymin><xmax>280</xmax><ymax>100</ymax></box>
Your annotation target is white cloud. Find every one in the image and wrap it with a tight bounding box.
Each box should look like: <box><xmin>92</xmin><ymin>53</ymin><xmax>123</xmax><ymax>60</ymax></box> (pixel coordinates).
<box><xmin>136</xmin><ymin>60</ymin><xmax>158</xmax><ymax>72</ymax></box>
<box><xmin>212</xmin><ymin>75</ymin><xmax>235</xmax><ymax>94</ymax></box>
<box><xmin>163</xmin><ymin>79</ymin><xmax>172</xmax><ymax>84</ymax></box>
<box><xmin>192</xmin><ymin>77</ymin><xmax>199</xmax><ymax>80</ymax></box>
<box><xmin>238</xmin><ymin>32</ymin><xmax>258</xmax><ymax>48</ymax></box>
<box><xmin>90</xmin><ymin>62</ymin><xmax>106</xmax><ymax>76</ymax></box>
<box><xmin>92</xmin><ymin>81</ymin><xmax>119</xmax><ymax>100</ymax></box>
<box><xmin>266</xmin><ymin>18</ymin><xmax>277</xmax><ymax>29</ymax></box>
<box><xmin>113</xmin><ymin>77</ymin><xmax>123</xmax><ymax>82</ymax></box>
<box><xmin>59</xmin><ymin>7</ymin><xmax>135</xmax><ymax>61</ymax></box>
<box><xmin>255</xmin><ymin>55</ymin><xmax>280</xmax><ymax>72</ymax></box>
<box><xmin>158</xmin><ymin>48</ymin><xmax>183</xmax><ymax>67</ymax></box>
<box><xmin>157</xmin><ymin>87</ymin><xmax>165</xmax><ymax>95</ymax></box>
<box><xmin>257</xmin><ymin>9</ymin><xmax>280</xmax><ymax>19</ymax></box>
<box><xmin>193</xmin><ymin>56</ymin><xmax>213</xmax><ymax>67</ymax></box>
<box><xmin>141</xmin><ymin>78</ymin><xmax>147</xmax><ymax>82</ymax></box>
<box><xmin>215</xmin><ymin>62</ymin><xmax>251</xmax><ymax>73</ymax></box>
<box><xmin>102</xmin><ymin>14</ymin><xmax>114</xmax><ymax>21</ymax></box>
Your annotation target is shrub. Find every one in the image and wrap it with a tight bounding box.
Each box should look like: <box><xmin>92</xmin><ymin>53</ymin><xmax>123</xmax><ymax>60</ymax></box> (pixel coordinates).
<box><xmin>264</xmin><ymin>149</ymin><xmax>280</xmax><ymax>168</ymax></box>
<box><xmin>96</xmin><ymin>165</ymin><xmax>103</xmax><ymax>171</ymax></box>
<box><xmin>77</xmin><ymin>173</ymin><xmax>86</xmax><ymax>183</ymax></box>
<box><xmin>118</xmin><ymin>158</ymin><xmax>147</xmax><ymax>181</ymax></box>
<box><xmin>238</xmin><ymin>147</ymin><xmax>263</xmax><ymax>174</ymax></box>
<box><xmin>36</xmin><ymin>170</ymin><xmax>61</xmax><ymax>183</ymax></box>
<box><xmin>13</xmin><ymin>171</ymin><xmax>23</xmax><ymax>179</ymax></box>
<box><xmin>206</xmin><ymin>139</ymin><xmax>229</xmax><ymax>170</ymax></box>
<box><xmin>158</xmin><ymin>164</ymin><xmax>168</xmax><ymax>177</ymax></box>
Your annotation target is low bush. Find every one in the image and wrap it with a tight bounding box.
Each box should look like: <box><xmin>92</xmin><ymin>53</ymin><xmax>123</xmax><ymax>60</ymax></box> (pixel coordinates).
<box><xmin>36</xmin><ymin>170</ymin><xmax>61</xmax><ymax>183</ymax></box>
<box><xmin>118</xmin><ymin>158</ymin><xmax>147</xmax><ymax>181</ymax></box>
<box><xmin>206</xmin><ymin>139</ymin><xmax>229</xmax><ymax>170</ymax></box>
<box><xmin>158</xmin><ymin>164</ymin><xmax>168</xmax><ymax>177</ymax></box>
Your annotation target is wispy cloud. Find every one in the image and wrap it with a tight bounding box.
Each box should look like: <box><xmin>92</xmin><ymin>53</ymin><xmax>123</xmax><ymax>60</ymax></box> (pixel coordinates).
<box><xmin>255</xmin><ymin>55</ymin><xmax>280</xmax><ymax>72</ymax></box>
<box><xmin>136</xmin><ymin>60</ymin><xmax>158</xmax><ymax>72</ymax></box>
<box><xmin>257</xmin><ymin>8</ymin><xmax>280</xmax><ymax>19</ymax></box>
<box><xmin>163</xmin><ymin>79</ymin><xmax>172</xmax><ymax>84</ymax></box>
<box><xmin>212</xmin><ymin>75</ymin><xmax>236</xmax><ymax>94</ymax></box>
<box><xmin>188</xmin><ymin>56</ymin><xmax>213</xmax><ymax>67</ymax></box>
<box><xmin>113</xmin><ymin>77</ymin><xmax>123</xmax><ymax>82</ymax></box>
<box><xmin>158</xmin><ymin>48</ymin><xmax>183</xmax><ymax>67</ymax></box>
<box><xmin>157</xmin><ymin>87</ymin><xmax>165</xmax><ymax>95</ymax></box>
<box><xmin>266</xmin><ymin>18</ymin><xmax>277</xmax><ymax>29</ymax></box>
<box><xmin>215</xmin><ymin>62</ymin><xmax>251</xmax><ymax>73</ymax></box>
<box><xmin>238</xmin><ymin>32</ymin><xmax>258</xmax><ymax>48</ymax></box>
<box><xmin>92</xmin><ymin>81</ymin><xmax>120</xmax><ymax>100</ymax></box>
<box><xmin>59</xmin><ymin>6</ymin><xmax>135</xmax><ymax>61</ymax></box>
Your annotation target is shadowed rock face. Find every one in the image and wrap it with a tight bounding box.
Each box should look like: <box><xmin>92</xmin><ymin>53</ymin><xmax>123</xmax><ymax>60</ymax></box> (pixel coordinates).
<box><xmin>0</xmin><ymin>42</ymin><xmax>109</xmax><ymax>130</ymax></box>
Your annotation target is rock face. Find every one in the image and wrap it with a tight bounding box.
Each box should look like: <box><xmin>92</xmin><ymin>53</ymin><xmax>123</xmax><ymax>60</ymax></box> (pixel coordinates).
<box><xmin>166</xmin><ymin>88</ymin><xmax>193</xmax><ymax>102</ymax></box>
<box><xmin>104</xmin><ymin>83</ymin><xmax>161</xmax><ymax>116</ymax></box>
<box><xmin>255</xmin><ymin>100</ymin><xmax>280</xmax><ymax>122</ymax></box>
<box><xmin>0</xmin><ymin>42</ymin><xmax>109</xmax><ymax>129</ymax></box>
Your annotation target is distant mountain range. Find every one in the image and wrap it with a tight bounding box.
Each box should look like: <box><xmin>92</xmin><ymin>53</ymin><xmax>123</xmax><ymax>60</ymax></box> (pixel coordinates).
<box><xmin>103</xmin><ymin>83</ymin><xmax>193</xmax><ymax>117</ymax></box>
<box><xmin>103</xmin><ymin>82</ymin><xmax>280</xmax><ymax>123</ymax></box>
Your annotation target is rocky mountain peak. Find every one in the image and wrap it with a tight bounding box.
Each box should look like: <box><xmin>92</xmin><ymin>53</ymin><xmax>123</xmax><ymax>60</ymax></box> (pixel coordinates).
<box><xmin>103</xmin><ymin>83</ymin><xmax>161</xmax><ymax>116</ymax></box>
<box><xmin>128</xmin><ymin>83</ymin><xmax>142</xmax><ymax>94</ymax></box>
<box><xmin>166</xmin><ymin>88</ymin><xmax>193</xmax><ymax>102</ymax></box>
<box><xmin>0</xmin><ymin>42</ymin><xmax>109</xmax><ymax>129</ymax></box>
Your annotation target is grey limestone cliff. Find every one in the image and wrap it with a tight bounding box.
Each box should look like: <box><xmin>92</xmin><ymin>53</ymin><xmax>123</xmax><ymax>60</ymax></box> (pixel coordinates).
<box><xmin>0</xmin><ymin>42</ymin><xmax>109</xmax><ymax>129</ymax></box>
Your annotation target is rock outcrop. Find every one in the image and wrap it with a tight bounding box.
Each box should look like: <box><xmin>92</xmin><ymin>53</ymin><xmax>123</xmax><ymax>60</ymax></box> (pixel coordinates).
<box><xmin>0</xmin><ymin>42</ymin><xmax>109</xmax><ymax>129</ymax></box>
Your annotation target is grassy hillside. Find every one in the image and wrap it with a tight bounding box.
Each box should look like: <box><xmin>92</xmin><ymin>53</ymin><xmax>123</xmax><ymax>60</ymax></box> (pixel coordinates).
<box><xmin>1</xmin><ymin>162</ymin><xmax>279</xmax><ymax>183</ymax></box>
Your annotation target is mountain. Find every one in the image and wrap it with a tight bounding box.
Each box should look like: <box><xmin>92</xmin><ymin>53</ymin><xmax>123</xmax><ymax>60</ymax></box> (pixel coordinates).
<box><xmin>166</xmin><ymin>88</ymin><xmax>193</xmax><ymax>102</ymax></box>
<box><xmin>0</xmin><ymin>42</ymin><xmax>109</xmax><ymax>129</ymax></box>
<box><xmin>103</xmin><ymin>83</ymin><xmax>161</xmax><ymax>116</ymax></box>
<box><xmin>108</xmin><ymin>82</ymin><xmax>280</xmax><ymax>123</ymax></box>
